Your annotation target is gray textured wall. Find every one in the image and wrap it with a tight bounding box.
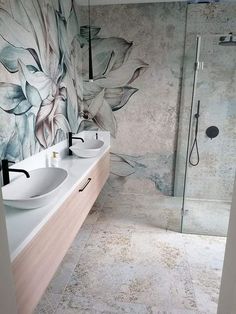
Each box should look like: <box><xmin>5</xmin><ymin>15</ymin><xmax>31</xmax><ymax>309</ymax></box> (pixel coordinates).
<box><xmin>175</xmin><ymin>3</ymin><xmax>236</xmax><ymax>201</ymax></box>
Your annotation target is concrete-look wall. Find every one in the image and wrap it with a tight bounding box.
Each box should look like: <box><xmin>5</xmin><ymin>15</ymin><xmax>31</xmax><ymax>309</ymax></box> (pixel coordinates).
<box><xmin>0</xmin><ymin>0</ymin><xmax>83</xmax><ymax>162</ymax></box>
<box><xmin>175</xmin><ymin>3</ymin><xmax>236</xmax><ymax>201</ymax></box>
<box><xmin>217</xmin><ymin>176</ymin><xmax>236</xmax><ymax>314</ymax></box>
<box><xmin>79</xmin><ymin>2</ymin><xmax>187</xmax><ymax>196</ymax></box>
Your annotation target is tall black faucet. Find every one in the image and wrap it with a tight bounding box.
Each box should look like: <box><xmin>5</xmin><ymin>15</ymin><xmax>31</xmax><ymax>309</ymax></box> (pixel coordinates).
<box><xmin>68</xmin><ymin>132</ymin><xmax>84</xmax><ymax>155</ymax></box>
<box><xmin>1</xmin><ymin>159</ymin><xmax>30</xmax><ymax>186</ymax></box>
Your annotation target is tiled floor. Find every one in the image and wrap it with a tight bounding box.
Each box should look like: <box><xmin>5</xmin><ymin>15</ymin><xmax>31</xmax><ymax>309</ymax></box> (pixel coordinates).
<box><xmin>35</xmin><ymin>186</ymin><xmax>226</xmax><ymax>314</ymax></box>
<box><xmin>182</xmin><ymin>199</ymin><xmax>230</xmax><ymax>236</ymax></box>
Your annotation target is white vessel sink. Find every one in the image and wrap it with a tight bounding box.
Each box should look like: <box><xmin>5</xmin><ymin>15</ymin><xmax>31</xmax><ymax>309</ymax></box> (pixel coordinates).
<box><xmin>2</xmin><ymin>168</ymin><xmax>68</xmax><ymax>209</ymax></box>
<box><xmin>70</xmin><ymin>139</ymin><xmax>104</xmax><ymax>158</ymax></box>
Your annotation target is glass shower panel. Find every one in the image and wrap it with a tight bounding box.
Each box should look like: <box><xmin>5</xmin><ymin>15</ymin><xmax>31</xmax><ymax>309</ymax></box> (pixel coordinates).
<box><xmin>182</xmin><ymin>34</ymin><xmax>236</xmax><ymax>236</ymax></box>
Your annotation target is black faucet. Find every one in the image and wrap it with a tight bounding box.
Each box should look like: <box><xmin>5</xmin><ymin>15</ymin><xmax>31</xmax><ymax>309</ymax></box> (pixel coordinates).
<box><xmin>1</xmin><ymin>159</ymin><xmax>30</xmax><ymax>186</ymax></box>
<box><xmin>68</xmin><ymin>132</ymin><xmax>84</xmax><ymax>155</ymax></box>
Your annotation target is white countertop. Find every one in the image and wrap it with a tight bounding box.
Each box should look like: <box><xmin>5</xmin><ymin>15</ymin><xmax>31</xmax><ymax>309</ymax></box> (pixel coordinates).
<box><xmin>4</xmin><ymin>131</ymin><xmax>110</xmax><ymax>262</ymax></box>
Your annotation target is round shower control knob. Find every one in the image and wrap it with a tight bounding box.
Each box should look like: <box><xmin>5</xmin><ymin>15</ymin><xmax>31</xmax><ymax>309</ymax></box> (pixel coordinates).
<box><xmin>206</xmin><ymin>126</ymin><xmax>219</xmax><ymax>139</ymax></box>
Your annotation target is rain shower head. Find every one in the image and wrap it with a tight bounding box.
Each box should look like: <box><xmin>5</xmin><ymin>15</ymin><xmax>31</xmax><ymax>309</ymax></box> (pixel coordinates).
<box><xmin>219</xmin><ymin>33</ymin><xmax>236</xmax><ymax>46</ymax></box>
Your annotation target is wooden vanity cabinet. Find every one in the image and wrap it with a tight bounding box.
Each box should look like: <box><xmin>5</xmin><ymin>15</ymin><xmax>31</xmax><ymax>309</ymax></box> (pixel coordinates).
<box><xmin>12</xmin><ymin>151</ymin><xmax>109</xmax><ymax>314</ymax></box>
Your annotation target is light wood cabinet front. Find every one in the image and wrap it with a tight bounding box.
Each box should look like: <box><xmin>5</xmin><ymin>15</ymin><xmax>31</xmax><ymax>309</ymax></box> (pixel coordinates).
<box><xmin>12</xmin><ymin>152</ymin><xmax>110</xmax><ymax>314</ymax></box>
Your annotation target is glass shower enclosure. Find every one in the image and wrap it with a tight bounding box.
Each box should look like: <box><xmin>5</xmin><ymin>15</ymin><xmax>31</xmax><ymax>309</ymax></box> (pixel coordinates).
<box><xmin>175</xmin><ymin>28</ymin><xmax>236</xmax><ymax>236</ymax></box>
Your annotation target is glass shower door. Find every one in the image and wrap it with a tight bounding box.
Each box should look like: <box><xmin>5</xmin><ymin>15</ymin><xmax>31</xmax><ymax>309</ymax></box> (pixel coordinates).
<box><xmin>177</xmin><ymin>33</ymin><xmax>236</xmax><ymax>236</ymax></box>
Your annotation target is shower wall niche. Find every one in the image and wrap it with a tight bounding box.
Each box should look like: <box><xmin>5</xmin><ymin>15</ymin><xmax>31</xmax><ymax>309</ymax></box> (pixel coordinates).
<box><xmin>175</xmin><ymin>3</ymin><xmax>236</xmax><ymax>236</ymax></box>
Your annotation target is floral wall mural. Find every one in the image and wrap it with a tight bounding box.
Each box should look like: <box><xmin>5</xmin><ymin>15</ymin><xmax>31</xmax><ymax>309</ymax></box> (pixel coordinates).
<box><xmin>0</xmin><ymin>0</ymin><xmax>148</xmax><ymax>163</ymax></box>
<box><xmin>0</xmin><ymin>0</ymin><xmax>83</xmax><ymax>161</ymax></box>
<box><xmin>79</xmin><ymin>25</ymin><xmax>148</xmax><ymax>137</ymax></box>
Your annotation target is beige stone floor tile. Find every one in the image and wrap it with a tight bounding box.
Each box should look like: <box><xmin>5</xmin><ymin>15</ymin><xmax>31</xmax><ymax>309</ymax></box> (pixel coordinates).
<box><xmin>183</xmin><ymin>234</ymin><xmax>225</xmax><ymax>314</ymax></box>
<box><xmin>47</xmin><ymin>228</ymin><xmax>93</xmax><ymax>295</ymax></box>
<box><xmin>35</xmin><ymin>228</ymin><xmax>93</xmax><ymax>313</ymax></box>
<box><xmin>83</xmin><ymin>206</ymin><xmax>101</xmax><ymax>226</ymax></box>
<box><xmin>36</xmin><ymin>188</ymin><xmax>226</xmax><ymax>314</ymax></box>
<box><xmin>59</xmin><ymin>230</ymin><xmax>197</xmax><ymax>312</ymax></box>
<box><xmin>188</xmin><ymin>267</ymin><xmax>221</xmax><ymax>314</ymax></box>
<box><xmin>182</xmin><ymin>199</ymin><xmax>230</xmax><ymax>236</ymax></box>
<box><xmin>34</xmin><ymin>294</ymin><xmax>54</xmax><ymax>314</ymax></box>
<box><xmin>99</xmin><ymin>192</ymin><xmax>182</xmax><ymax>233</ymax></box>
<box><xmin>169</xmin><ymin>310</ymin><xmax>199</xmax><ymax>314</ymax></box>
<box><xmin>130</xmin><ymin>231</ymin><xmax>185</xmax><ymax>262</ymax></box>
<box><xmin>149</xmin><ymin>309</ymin><xmax>199</xmax><ymax>314</ymax></box>
<box><xmin>92</xmin><ymin>186</ymin><xmax>108</xmax><ymax>210</ymax></box>
<box><xmin>56</xmin><ymin>294</ymin><xmax>151</xmax><ymax>314</ymax></box>
<box><xmin>45</xmin><ymin>292</ymin><xmax>61</xmax><ymax>311</ymax></box>
<box><xmin>183</xmin><ymin>234</ymin><xmax>226</xmax><ymax>269</ymax></box>
<box><xmin>103</xmin><ymin>193</ymin><xmax>181</xmax><ymax>211</ymax></box>
<box><xmin>94</xmin><ymin>204</ymin><xmax>177</xmax><ymax>233</ymax></box>
<box><xmin>93</xmin><ymin>206</ymin><xmax>138</xmax><ymax>234</ymax></box>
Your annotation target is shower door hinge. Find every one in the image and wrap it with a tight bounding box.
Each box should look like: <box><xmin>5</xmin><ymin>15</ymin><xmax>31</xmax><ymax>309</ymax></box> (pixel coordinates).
<box><xmin>195</xmin><ymin>61</ymin><xmax>204</xmax><ymax>71</ymax></box>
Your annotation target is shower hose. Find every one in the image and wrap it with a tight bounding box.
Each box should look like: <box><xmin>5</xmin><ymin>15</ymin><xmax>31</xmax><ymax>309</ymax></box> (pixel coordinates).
<box><xmin>189</xmin><ymin>100</ymin><xmax>200</xmax><ymax>166</ymax></box>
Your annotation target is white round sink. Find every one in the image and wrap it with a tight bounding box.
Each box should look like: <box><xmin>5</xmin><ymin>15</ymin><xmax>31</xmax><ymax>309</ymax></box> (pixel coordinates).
<box><xmin>2</xmin><ymin>167</ymin><xmax>68</xmax><ymax>209</ymax></box>
<box><xmin>70</xmin><ymin>139</ymin><xmax>104</xmax><ymax>158</ymax></box>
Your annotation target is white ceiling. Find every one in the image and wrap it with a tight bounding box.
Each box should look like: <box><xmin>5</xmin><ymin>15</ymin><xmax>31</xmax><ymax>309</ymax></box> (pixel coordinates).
<box><xmin>76</xmin><ymin>0</ymin><xmax>186</xmax><ymax>5</ymax></box>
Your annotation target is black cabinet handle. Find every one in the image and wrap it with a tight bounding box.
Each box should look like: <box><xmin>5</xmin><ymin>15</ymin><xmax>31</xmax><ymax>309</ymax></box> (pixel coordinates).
<box><xmin>79</xmin><ymin>178</ymin><xmax>92</xmax><ymax>192</ymax></box>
